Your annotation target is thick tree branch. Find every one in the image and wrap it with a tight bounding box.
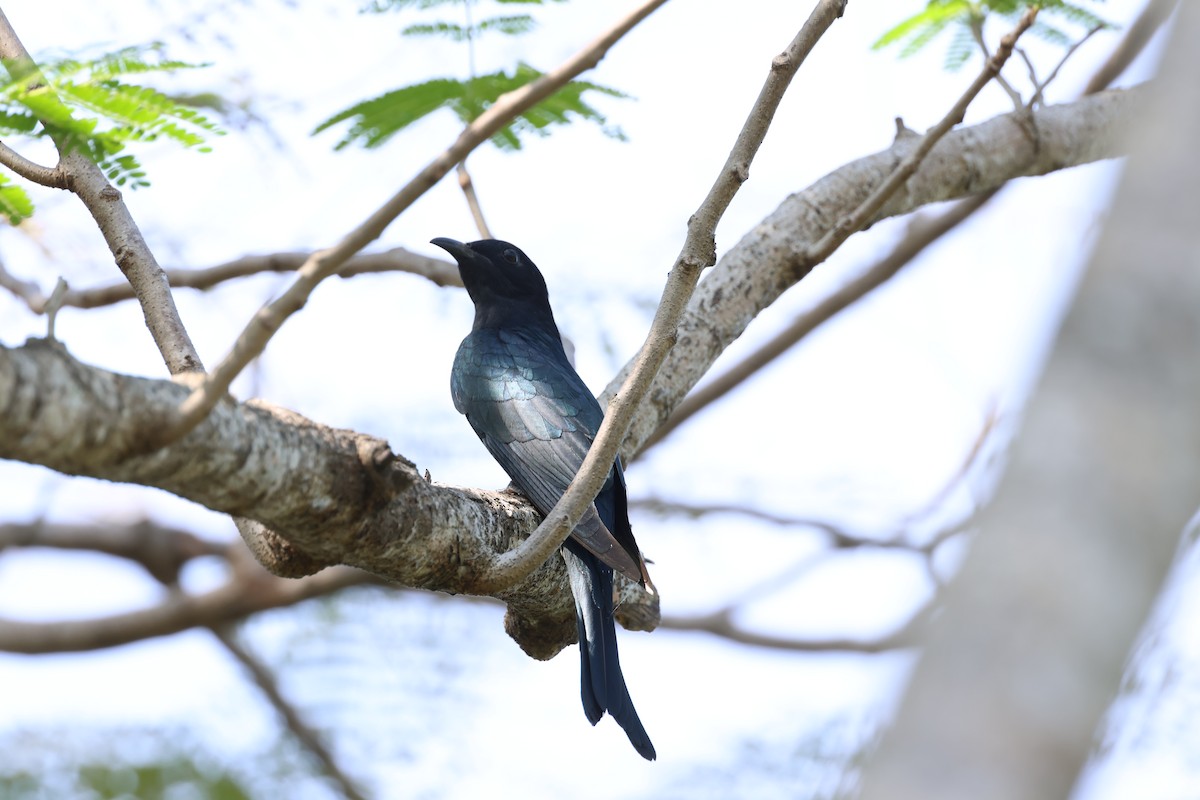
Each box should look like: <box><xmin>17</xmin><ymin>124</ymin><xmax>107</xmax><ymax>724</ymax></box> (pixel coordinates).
<box><xmin>607</xmin><ymin>85</ymin><xmax>1141</xmax><ymax>461</ymax></box>
<box><xmin>161</xmin><ymin>0</ymin><xmax>671</xmax><ymax>445</ymax></box>
<box><xmin>0</xmin><ymin>339</ymin><xmax>655</xmax><ymax>659</ymax></box>
<box><xmin>0</xmin><ymin>10</ymin><xmax>203</xmax><ymax>375</ymax></box>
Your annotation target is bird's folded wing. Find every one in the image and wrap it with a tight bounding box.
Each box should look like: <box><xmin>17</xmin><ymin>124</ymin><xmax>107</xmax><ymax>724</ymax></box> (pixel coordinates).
<box><xmin>485</xmin><ymin>434</ymin><xmax>646</xmax><ymax>585</ymax></box>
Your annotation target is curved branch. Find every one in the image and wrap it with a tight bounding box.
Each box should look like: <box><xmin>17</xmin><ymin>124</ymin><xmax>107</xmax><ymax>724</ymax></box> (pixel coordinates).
<box><xmin>0</xmin><ymin>11</ymin><xmax>203</xmax><ymax>375</ymax></box>
<box><xmin>472</xmin><ymin>0</ymin><xmax>850</xmax><ymax>595</ymax></box>
<box><xmin>0</xmin><ymin>519</ymin><xmax>226</xmax><ymax>584</ymax></box>
<box><xmin>161</xmin><ymin>0</ymin><xmax>672</xmax><ymax>445</ymax></box>
<box><xmin>0</xmin><ymin>561</ymin><xmax>375</xmax><ymax>654</ymax></box>
<box><xmin>0</xmin><ymin>138</ymin><xmax>64</xmax><ymax>187</ymax></box>
<box><xmin>211</xmin><ymin>624</ymin><xmax>368</xmax><ymax>800</ymax></box>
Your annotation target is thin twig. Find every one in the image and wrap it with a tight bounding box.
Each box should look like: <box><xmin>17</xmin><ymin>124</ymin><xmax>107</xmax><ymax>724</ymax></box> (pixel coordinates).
<box><xmin>159</xmin><ymin>0</ymin><xmax>671</xmax><ymax>445</ymax></box>
<box><xmin>470</xmin><ymin>0</ymin><xmax>850</xmax><ymax>595</ymax></box>
<box><xmin>631</xmin><ymin>497</ymin><xmax>944</xmax><ymax>551</ymax></box>
<box><xmin>457</xmin><ymin>161</ymin><xmax>493</xmax><ymax>238</ymax></box>
<box><xmin>0</xmin><ymin>10</ymin><xmax>203</xmax><ymax>375</ymax></box>
<box><xmin>0</xmin><ymin>248</ymin><xmax>464</xmax><ymax>313</ymax></box>
<box><xmin>971</xmin><ymin>15</ymin><xmax>1024</xmax><ymax>110</ymax></box>
<box><xmin>1029</xmin><ymin>25</ymin><xmax>1106</xmax><ymax>107</ymax></box>
<box><xmin>659</xmin><ymin>603</ymin><xmax>931</xmax><ymax>653</ymax></box>
<box><xmin>211</xmin><ymin>625</ymin><xmax>368</xmax><ymax>800</ymax></box>
<box><xmin>796</xmin><ymin>7</ymin><xmax>1039</xmax><ymax>274</ymax></box>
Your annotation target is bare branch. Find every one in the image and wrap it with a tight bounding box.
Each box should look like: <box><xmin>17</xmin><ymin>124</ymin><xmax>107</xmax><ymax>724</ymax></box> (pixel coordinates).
<box><xmin>0</xmin><ymin>519</ymin><xmax>226</xmax><ymax>584</ymax></box>
<box><xmin>0</xmin><ymin>559</ymin><xmax>375</xmax><ymax>654</ymax></box>
<box><xmin>161</xmin><ymin>0</ymin><xmax>672</xmax><ymax>445</ymax></box>
<box><xmin>1</xmin><ymin>248</ymin><xmax>463</xmax><ymax>313</ymax></box>
<box><xmin>0</xmin><ymin>138</ymin><xmax>64</xmax><ymax>187</ymax></box>
<box><xmin>469</xmin><ymin>0</ymin><xmax>850</xmax><ymax>595</ymax></box>
<box><xmin>1027</xmin><ymin>25</ymin><xmax>1106</xmax><ymax>107</ymax></box>
<box><xmin>659</xmin><ymin>605</ymin><xmax>928</xmax><ymax>653</ymax></box>
<box><xmin>457</xmin><ymin>161</ymin><xmax>493</xmax><ymax>239</ymax></box>
<box><xmin>0</xmin><ymin>10</ymin><xmax>203</xmax><ymax>375</ymax></box>
<box><xmin>632</xmin><ymin>497</ymin><xmax>933</xmax><ymax>551</ymax></box>
<box><xmin>211</xmin><ymin>625</ymin><xmax>368</xmax><ymax>800</ymax></box>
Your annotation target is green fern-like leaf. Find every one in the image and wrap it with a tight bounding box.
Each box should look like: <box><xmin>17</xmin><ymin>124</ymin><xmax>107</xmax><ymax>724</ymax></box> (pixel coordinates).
<box><xmin>401</xmin><ymin>21</ymin><xmax>472</xmax><ymax>40</ymax></box>
<box><xmin>942</xmin><ymin>23</ymin><xmax>977</xmax><ymax>72</ymax></box>
<box><xmin>0</xmin><ymin>173</ymin><xmax>34</xmax><ymax>225</ymax></box>
<box><xmin>316</xmin><ymin>63</ymin><xmax>627</xmax><ymax>152</ymax></box>
<box><xmin>875</xmin><ymin>0</ymin><xmax>1117</xmax><ymax>65</ymax></box>
<box><xmin>872</xmin><ymin>0</ymin><xmax>971</xmax><ymax>52</ymax></box>
<box><xmin>362</xmin><ymin>0</ymin><xmax>462</xmax><ymax>12</ymax></box>
<box><xmin>365</xmin><ymin>0</ymin><xmax>561</xmax><ymax>9</ymax></box>
<box><xmin>1051</xmin><ymin>2</ymin><xmax>1116</xmax><ymax>30</ymax></box>
<box><xmin>476</xmin><ymin>15</ymin><xmax>537</xmax><ymax>36</ymax></box>
<box><xmin>100</xmin><ymin>153</ymin><xmax>149</xmax><ymax>188</ymax></box>
<box><xmin>0</xmin><ymin>109</ymin><xmax>39</xmax><ymax>136</ymax></box>
<box><xmin>1028</xmin><ymin>20</ymin><xmax>1072</xmax><ymax>46</ymax></box>
<box><xmin>313</xmin><ymin>78</ymin><xmax>467</xmax><ymax>150</ymax></box>
<box><xmin>0</xmin><ymin>44</ymin><xmax>224</xmax><ymax>207</ymax></box>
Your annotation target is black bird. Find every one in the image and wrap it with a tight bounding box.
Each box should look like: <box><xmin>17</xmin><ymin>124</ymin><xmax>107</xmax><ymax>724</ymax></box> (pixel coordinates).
<box><xmin>434</xmin><ymin>237</ymin><xmax>656</xmax><ymax>761</ymax></box>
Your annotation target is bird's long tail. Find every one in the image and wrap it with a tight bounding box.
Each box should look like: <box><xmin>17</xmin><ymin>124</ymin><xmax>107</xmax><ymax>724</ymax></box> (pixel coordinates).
<box><xmin>562</xmin><ymin>540</ymin><xmax>656</xmax><ymax>761</ymax></box>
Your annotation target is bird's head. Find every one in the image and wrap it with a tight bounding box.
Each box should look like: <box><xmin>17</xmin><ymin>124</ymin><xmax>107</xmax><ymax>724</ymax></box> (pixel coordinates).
<box><xmin>431</xmin><ymin>238</ymin><xmax>552</xmax><ymax>319</ymax></box>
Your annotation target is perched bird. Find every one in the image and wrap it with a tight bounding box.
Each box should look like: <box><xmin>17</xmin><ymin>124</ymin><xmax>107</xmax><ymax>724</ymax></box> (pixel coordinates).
<box><xmin>434</xmin><ymin>237</ymin><xmax>656</xmax><ymax>761</ymax></box>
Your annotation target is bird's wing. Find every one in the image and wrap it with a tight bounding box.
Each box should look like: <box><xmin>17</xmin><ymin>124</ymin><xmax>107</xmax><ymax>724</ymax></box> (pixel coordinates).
<box><xmin>452</xmin><ymin>327</ymin><xmax>646</xmax><ymax>584</ymax></box>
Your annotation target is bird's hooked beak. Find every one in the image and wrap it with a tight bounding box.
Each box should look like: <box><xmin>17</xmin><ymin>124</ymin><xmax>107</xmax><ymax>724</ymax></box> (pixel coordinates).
<box><xmin>431</xmin><ymin>237</ymin><xmax>471</xmax><ymax>264</ymax></box>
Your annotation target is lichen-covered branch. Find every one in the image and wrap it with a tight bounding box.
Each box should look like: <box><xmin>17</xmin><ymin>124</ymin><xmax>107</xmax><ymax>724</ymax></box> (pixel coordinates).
<box><xmin>0</xmin><ymin>339</ymin><xmax>653</xmax><ymax>659</ymax></box>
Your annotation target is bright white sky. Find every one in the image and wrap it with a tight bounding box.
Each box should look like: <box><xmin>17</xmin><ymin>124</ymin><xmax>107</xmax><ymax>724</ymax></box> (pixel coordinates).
<box><xmin>0</xmin><ymin>1</ymin><xmax>1183</xmax><ymax>798</ymax></box>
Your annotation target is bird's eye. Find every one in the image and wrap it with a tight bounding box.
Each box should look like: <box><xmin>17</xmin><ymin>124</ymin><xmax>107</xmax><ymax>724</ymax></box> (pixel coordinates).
<box><xmin>502</xmin><ymin>249</ymin><xmax>519</xmax><ymax>264</ymax></box>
